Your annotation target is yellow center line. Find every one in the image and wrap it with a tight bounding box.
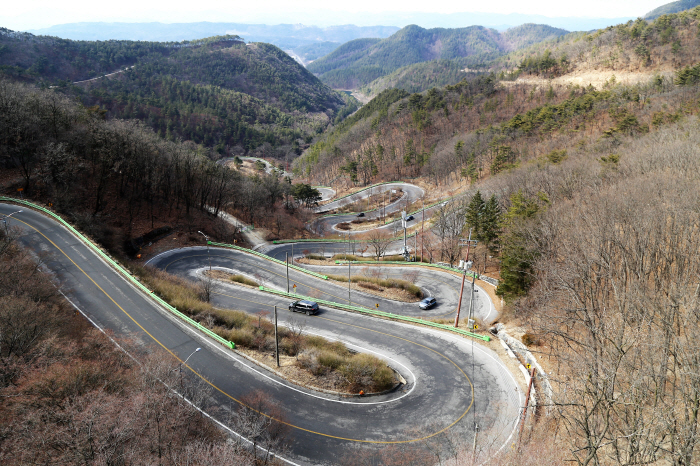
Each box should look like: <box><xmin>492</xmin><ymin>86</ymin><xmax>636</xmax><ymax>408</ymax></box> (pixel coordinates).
<box><xmin>18</xmin><ymin>217</ymin><xmax>473</xmax><ymax>444</ymax></box>
<box><xmin>166</xmin><ymin>251</ymin><xmax>461</xmax><ymax>317</ymax></box>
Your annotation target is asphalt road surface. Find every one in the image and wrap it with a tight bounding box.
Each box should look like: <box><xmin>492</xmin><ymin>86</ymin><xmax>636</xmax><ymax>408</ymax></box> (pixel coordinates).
<box><xmin>313</xmin><ymin>183</ymin><xmax>425</xmax><ymax>235</ymax></box>
<box><xmin>256</xmin><ymin>243</ymin><xmax>496</xmax><ymax>324</ymax></box>
<box><xmin>316</xmin><ymin>187</ymin><xmax>336</xmax><ymax>202</ymax></box>
<box><xmin>1</xmin><ymin>203</ymin><xmax>521</xmax><ymax>465</ymax></box>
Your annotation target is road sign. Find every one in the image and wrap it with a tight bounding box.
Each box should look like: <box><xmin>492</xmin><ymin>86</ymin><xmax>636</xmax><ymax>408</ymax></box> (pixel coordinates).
<box><xmin>526</xmin><ymin>363</ymin><xmax>531</xmax><ymax>369</ymax></box>
<box><xmin>376</xmin><ymin>304</ymin><xmax>379</xmax><ymax>309</ymax></box>
<box><xmin>473</xmin><ymin>324</ymin><xmax>479</xmax><ymax>330</ymax></box>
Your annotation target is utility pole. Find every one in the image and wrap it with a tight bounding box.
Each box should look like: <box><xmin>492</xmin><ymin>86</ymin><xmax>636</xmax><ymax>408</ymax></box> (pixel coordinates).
<box><xmin>348</xmin><ymin>259</ymin><xmax>351</xmax><ymax>305</ymax></box>
<box><xmin>402</xmin><ymin>211</ymin><xmax>408</xmax><ymax>260</ymax></box>
<box><xmin>274</xmin><ymin>306</ymin><xmax>280</xmax><ymax>367</ymax></box>
<box><xmin>414</xmin><ymin>230</ymin><xmax>417</xmax><ymax>262</ymax></box>
<box><xmin>518</xmin><ymin>366</ymin><xmax>537</xmax><ymax>446</ymax></box>
<box><xmin>454</xmin><ymin>230</ymin><xmax>477</xmax><ymax>328</ymax></box>
<box><xmin>286</xmin><ymin>252</ymin><xmax>290</xmax><ymax>293</ymax></box>
<box><xmin>467</xmin><ymin>272</ymin><xmax>477</xmax><ymax>328</ymax></box>
<box><xmin>421</xmin><ymin>197</ymin><xmax>424</xmax><ymax>263</ymax></box>
<box><xmin>382</xmin><ymin>190</ymin><xmax>386</xmax><ymax>223</ymax></box>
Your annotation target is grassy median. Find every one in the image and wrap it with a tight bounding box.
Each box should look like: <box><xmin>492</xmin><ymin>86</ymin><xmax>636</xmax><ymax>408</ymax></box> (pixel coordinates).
<box><xmin>133</xmin><ymin>265</ymin><xmax>397</xmax><ymax>393</ymax></box>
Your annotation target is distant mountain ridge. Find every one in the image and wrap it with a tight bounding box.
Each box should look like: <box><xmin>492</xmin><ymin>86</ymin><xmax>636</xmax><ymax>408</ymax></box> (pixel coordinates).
<box><xmin>27</xmin><ymin>22</ymin><xmax>400</xmax><ymax>65</ymax></box>
<box><xmin>644</xmin><ymin>0</ymin><xmax>700</xmax><ymax>19</ymax></box>
<box><xmin>28</xmin><ymin>22</ymin><xmax>399</xmax><ymax>44</ymax></box>
<box><xmin>0</xmin><ymin>28</ymin><xmax>356</xmax><ymax>155</ymax></box>
<box><xmin>308</xmin><ymin>23</ymin><xmax>568</xmax><ymax>90</ymax></box>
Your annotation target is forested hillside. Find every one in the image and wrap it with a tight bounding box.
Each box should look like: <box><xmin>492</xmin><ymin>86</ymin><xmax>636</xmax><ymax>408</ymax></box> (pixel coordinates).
<box><xmin>0</xmin><ymin>28</ymin><xmax>356</xmax><ymax>156</ymax></box>
<box><xmin>496</xmin><ymin>7</ymin><xmax>700</xmax><ymax>80</ymax></box>
<box><xmin>296</xmin><ymin>9</ymin><xmax>700</xmax><ymax>189</ymax></box>
<box><xmin>295</xmin><ymin>10</ymin><xmax>700</xmax><ymax>461</ymax></box>
<box><xmin>644</xmin><ymin>0</ymin><xmax>700</xmax><ymax>19</ymax></box>
<box><xmin>308</xmin><ymin>24</ymin><xmax>568</xmax><ymax>92</ymax></box>
<box><xmin>0</xmin><ymin>78</ymin><xmax>313</xmax><ymax>253</ymax></box>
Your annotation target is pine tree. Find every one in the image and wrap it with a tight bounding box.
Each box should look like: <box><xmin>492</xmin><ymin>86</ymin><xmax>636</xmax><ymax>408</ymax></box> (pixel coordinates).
<box><xmin>480</xmin><ymin>195</ymin><xmax>501</xmax><ymax>252</ymax></box>
<box><xmin>465</xmin><ymin>190</ymin><xmax>485</xmax><ymax>238</ymax></box>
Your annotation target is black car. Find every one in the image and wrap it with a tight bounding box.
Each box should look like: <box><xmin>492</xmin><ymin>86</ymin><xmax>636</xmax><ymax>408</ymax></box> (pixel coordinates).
<box><xmin>405</xmin><ymin>215</ymin><xmax>414</xmax><ymax>221</ymax></box>
<box><xmin>357</xmin><ymin>212</ymin><xmax>365</xmax><ymax>217</ymax></box>
<box><xmin>289</xmin><ymin>300</ymin><xmax>319</xmax><ymax>315</ymax></box>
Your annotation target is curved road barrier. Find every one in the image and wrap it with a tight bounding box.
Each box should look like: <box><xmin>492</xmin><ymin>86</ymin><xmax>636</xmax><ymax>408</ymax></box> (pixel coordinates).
<box><xmin>258</xmin><ymin>286</ymin><xmax>490</xmax><ymax>342</ymax></box>
<box><xmin>209</xmin><ymin>241</ymin><xmax>329</xmax><ymax>280</ymax></box>
<box><xmin>0</xmin><ymin>196</ymin><xmax>236</xmax><ymax>350</ymax></box>
<box><xmin>335</xmin><ymin>259</ymin><xmax>500</xmax><ymax>286</ymax></box>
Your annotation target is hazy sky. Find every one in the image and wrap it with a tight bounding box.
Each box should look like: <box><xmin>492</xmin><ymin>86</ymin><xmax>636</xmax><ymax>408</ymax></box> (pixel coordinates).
<box><xmin>2</xmin><ymin>0</ymin><xmax>669</xmax><ymax>31</ymax></box>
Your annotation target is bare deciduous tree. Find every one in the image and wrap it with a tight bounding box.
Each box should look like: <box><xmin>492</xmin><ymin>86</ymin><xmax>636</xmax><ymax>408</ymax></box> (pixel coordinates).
<box><xmin>366</xmin><ymin>229</ymin><xmax>392</xmax><ymax>261</ymax></box>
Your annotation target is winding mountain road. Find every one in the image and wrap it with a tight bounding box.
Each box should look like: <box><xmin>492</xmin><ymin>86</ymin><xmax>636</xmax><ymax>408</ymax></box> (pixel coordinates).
<box><xmin>1</xmin><ymin>203</ymin><xmax>521</xmax><ymax>465</ymax></box>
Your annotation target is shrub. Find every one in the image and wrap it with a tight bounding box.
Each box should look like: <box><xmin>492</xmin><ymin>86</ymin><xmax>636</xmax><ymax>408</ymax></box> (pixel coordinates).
<box><xmin>223</xmin><ymin>327</ymin><xmax>255</xmax><ymax>347</ymax></box>
<box><xmin>279</xmin><ymin>337</ymin><xmax>298</xmax><ymax>356</ymax></box>
<box><xmin>305</xmin><ymin>253</ymin><xmax>326</xmax><ymax>261</ymax></box>
<box><xmin>359</xmin><ymin>282</ymin><xmax>384</xmax><ymax>291</ymax></box>
<box><xmin>330</xmin><ymin>254</ymin><xmax>363</xmax><ymax>261</ymax></box>
<box><xmin>212</xmin><ymin>309</ymin><xmax>250</xmax><ymax>329</ymax></box>
<box><xmin>336</xmin><ymin>222</ymin><xmax>351</xmax><ymax>230</ymax></box>
<box><xmin>318</xmin><ymin>350</ymin><xmax>346</xmax><ymax>371</ymax></box>
<box><xmin>522</xmin><ymin>333</ymin><xmax>539</xmax><ymax>346</ymax></box>
<box><xmin>230</xmin><ymin>274</ymin><xmax>258</xmax><ymax>287</ymax></box>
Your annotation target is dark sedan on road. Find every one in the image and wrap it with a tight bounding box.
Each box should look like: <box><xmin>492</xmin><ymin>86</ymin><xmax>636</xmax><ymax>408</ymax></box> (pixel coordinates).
<box><xmin>419</xmin><ymin>297</ymin><xmax>437</xmax><ymax>309</ymax></box>
<box><xmin>289</xmin><ymin>300</ymin><xmax>319</xmax><ymax>315</ymax></box>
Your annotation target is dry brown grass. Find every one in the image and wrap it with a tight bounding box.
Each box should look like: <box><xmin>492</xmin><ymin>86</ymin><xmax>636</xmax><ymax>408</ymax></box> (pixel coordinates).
<box><xmin>327</xmin><ymin>274</ymin><xmax>422</xmax><ymax>298</ymax></box>
<box><xmin>134</xmin><ymin>265</ymin><xmax>213</xmax><ymax>316</ymax></box>
<box><xmin>132</xmin><ymin>266</ymin><xmax>395</xmax><ymax>393</ymax></box>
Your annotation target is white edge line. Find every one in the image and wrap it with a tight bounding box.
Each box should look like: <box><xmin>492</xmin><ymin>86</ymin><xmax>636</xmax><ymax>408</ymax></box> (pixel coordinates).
<box><xmin>58</xmin><ymin>291</ymin><xmax>303</xmax><ymax>466</ymax></box>
<box><xmin>32</xmin><ymin>203</ymin><xmax>516</xmax><ymax>462</ymax></box>
<box><xmin>7</xmin><ymin>206</ymin><xmax>302</xmax><ymax>465</ymax></box>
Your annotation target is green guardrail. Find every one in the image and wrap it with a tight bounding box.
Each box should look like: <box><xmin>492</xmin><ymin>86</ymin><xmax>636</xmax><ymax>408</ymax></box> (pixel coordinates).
<box><xmin>273</xmin><ymin>238</ymin><xmax>347</xmax><ymax>244</ymax></box>
<box><xmin>272</xmin><ymin>230</ymin><xmax>419</xmax><ymax>245</ymax></box>
<box><xmin>258</xmin><ymin>286</ymin><xmax>489</xmax><ymax>342</ymax></box>
<box><xmin>208</xmin><ymin>241</ymin><xmax>329</xmax><ymax>280</ymax></box>
<box><xmin>0</xmin><ymin>197</ymin><xmax>236</xmax><ymax>350</ymax></box>
<box><xmin>335</xmin><ymin>259</ymin><xmax>481</xmax><ymax>279</ymax></box>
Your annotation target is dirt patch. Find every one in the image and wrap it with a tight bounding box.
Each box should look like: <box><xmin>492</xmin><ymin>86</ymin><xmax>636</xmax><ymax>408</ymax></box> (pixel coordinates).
<box><xmin>225</xmin><ymin>159</ymin><xmax>266</xmax><ymax>177</ymax></box>
<box><xmin>335</xmin><ymin>280</ymin><xmax>421</xmax><ymax>303</ymax></box>
<box><xmin>326</xmin><ymin>189</ymin><xmax>404</xmax><ymax>215</ymax></box>
<box><xmin>296</xmin><ymin>258</ymin><xmax>332</xmax><ymax>266</ymax></box>
<box><xmin>238</xmin><ymin>348</ymin><xmax>355</xmax><ymax>393</ymax></box>
<box><xmin>501</xmin><ymin>70</ymin><xmax>671</xmax><ymax>91</ymax></box>
<box><xmin>204</xmin><ymin>270</ymin><xmax>259</xmax><ymax>289</ymax></box>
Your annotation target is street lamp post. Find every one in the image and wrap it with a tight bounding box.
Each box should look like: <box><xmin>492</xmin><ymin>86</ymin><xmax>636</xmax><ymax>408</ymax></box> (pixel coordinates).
<box><xmin>2</xmin><ymin>210</ymin><xmax>23</xmax><ymax>235</ymax></box>
<box><xmin>197</xmin><ymin>231</ymin><xmax>211</xmax><ymax>271</ymax></box>
<box><xmin>179</xmin><ymin>347</ymin><xmax>201</xmax><ymax>390</ymax></box>
<box><xmin>454</xmin><ymin>230</ymin><xmax>477</xmax><ymax>328</ymax></box>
